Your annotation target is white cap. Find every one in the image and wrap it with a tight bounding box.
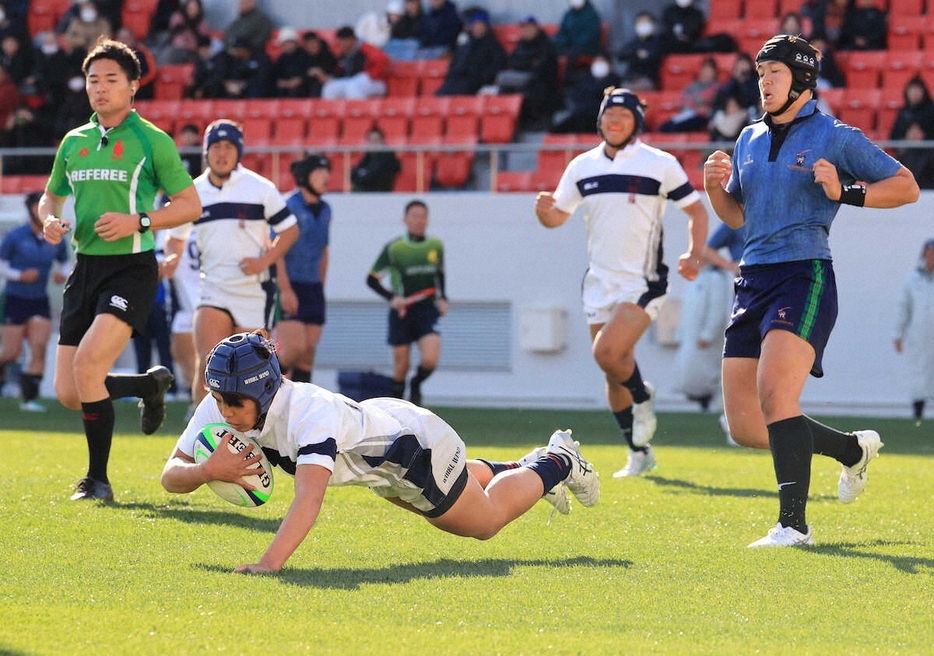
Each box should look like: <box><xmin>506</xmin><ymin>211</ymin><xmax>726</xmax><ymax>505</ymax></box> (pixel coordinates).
<box><xmin>276</xmin><ymin>27</ymin><xmax>300</xmax><ymax>45</ymax></box>
<box><xmin>387</xmin><ymin>0</ymin><xmax>404</xmax><ymax>14</ymax></box>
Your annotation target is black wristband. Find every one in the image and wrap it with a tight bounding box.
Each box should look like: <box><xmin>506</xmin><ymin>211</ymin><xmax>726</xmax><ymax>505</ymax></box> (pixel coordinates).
<box><xmin>839</xmin><ymin>183</ymin><xmax>866</xmax><ymax>207</ymax></box>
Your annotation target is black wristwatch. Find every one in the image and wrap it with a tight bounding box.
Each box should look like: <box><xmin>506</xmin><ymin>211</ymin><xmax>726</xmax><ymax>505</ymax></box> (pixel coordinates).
<box><xmin>138</xmin><ymin>212</ymin><xmax>151</xmax><ymax>233</ymax></box>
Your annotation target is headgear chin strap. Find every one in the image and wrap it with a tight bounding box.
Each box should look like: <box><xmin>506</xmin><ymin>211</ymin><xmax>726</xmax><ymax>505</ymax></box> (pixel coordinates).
<box><xmin>756</xmin><ymin>34</ymin><xmax>821</xmax><ymax>116</ymax></box>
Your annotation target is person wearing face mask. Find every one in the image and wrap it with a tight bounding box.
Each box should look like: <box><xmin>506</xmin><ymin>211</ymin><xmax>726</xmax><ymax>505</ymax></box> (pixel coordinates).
<box><xmin>550</xmin><ymin>52</ymin><xmax>620</xmax><ymax>134</ymax></box>
<box><xmin>536</xmin><ymin>88</ymin><xmax>709</xmax><ymax>478</ymax></box>
<box><xmin>659</xmin><ymin>0</ymin><xmax>706</xmax><ymax>54</ymax></box>
<box><xmin>616</xmin><ymin>11</ymin><xmax>663</xmax><ymax>91</ymax></box>
<box><xmin>552</xmin><ymin>0</ymin><xmax>602</xmax><ymax>71</ymax></box>
<box><xmin>64</xmin><ymin>0</ymin><xmax>112</xmax><ymax>53</ymax></box>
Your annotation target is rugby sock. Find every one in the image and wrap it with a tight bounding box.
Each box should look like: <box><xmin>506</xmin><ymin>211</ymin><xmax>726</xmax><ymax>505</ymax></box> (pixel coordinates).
<box><xmin>21</xmin><ymin>374</ymin><xmax>41</xmax><ymax>402</ymax></box>
<box><xmin>768</xmin><ymin>416</ymin><xmax>812</xmax><ymax>534</ymax></box>
<box><xmin>913</xmin><ymin>400</ymin><xmax>924</xmax><ymax>420</ymax></box>
<box><xmin>82</xmin><ymin>398</ymin><xmax>115</xmax><ymax>484</ymax></box>
<box><xmin>477</xmin><ymin>459</ymin><xmax>520</xmax><ymax>476</ymax></box>
<box><xmin>105</xmin><ymin>372</ymin><xmax>158</xmax><ymax>400</ymax></box>
<box><xmin>390</xmin><ymin>379</ymin><xmax>405</xmax><ymax>398</ymax></box>
<box><xmin>804</xmin><ymin>415</ymin><xmax>863</xmax><ymax>467</ymax></box>
<box><xmin>526</xmin><ymin>453</ymin><xmax>571</xmax><ymax>492</ymax></box>
<box><xmin>410</xmin><ymin>365</ymin><xmax>434</xmax><ymax>387</ymax></box>
<box><xmin>621</xmin><ymin>364</ymin><xmax>650</xmax><ymax>404</ymax></box>
<box><xmin>613</xmin><ymin>407</ymin><xmax>646</xmax><ymax>452</ymax></box>
<box><xmin>291</xmin><ymin>368</ymin><xmax>311</xmax><ymax>383</ymax></box>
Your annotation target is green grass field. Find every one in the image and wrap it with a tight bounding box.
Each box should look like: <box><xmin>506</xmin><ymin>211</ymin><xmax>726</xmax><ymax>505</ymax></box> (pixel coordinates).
<box><xmin>2</xmin><ymin>397</ymin><xmax>932</xmax><ymax>656</ymax></box>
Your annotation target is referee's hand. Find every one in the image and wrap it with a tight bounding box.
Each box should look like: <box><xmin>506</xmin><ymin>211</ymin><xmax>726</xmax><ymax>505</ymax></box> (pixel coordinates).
<box><xmin>95</xmin><ymin>212</ymin><xmax>138</xmax><ymax>241</ymax></box>
<box><xmin>42</xmin><ymin>217</ymin><xmax>71</xmax><ymax>244</ymax></box>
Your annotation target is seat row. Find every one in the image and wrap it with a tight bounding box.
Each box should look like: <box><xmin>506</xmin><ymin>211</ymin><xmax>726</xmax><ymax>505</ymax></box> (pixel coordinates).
<box><xmin>28</xmin><ymin>0</ymin><xmax>157</xmax><ymax>40</ymax></box>
<box><xmin>134</xmin><ymin>95</ymin><xmax>524</xmax><ymax>148</ymax></box>
<box><xmin>708</xmin><ymin>0</ymin><xmax>928</xmax><ymax>21</ymax></box>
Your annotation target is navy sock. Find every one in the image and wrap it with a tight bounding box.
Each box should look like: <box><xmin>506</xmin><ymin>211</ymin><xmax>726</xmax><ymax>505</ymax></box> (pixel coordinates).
<box><xmin>913</xmin><ymin>400</ymin><xmax>924</xmax><ymax>420</ymax></box>
<box><xmin>82</xmin><ymin>398</ymin><xmax>115</xmax><ymax>484</ymax></box>
<box><xmin>291</xmin><ymin>368</ymin><xmax>311</xmax><ymax>383</ymax></box>
<box><xmin>390</xmin><ymin>379</ymin><xmax>405</xmax><ymax>398</ymax></box>
<box><xmin>768</xmin><ymin>416</ymin><xmax>812</xmax><ymax>534</ymax></box>
<box><xmin>477</xmin><ymin>459</ymin><xmax>520</xmax><ymax>476</ymax></box>
<box><xmin>410</xmin><ymin>365</ymin><xmax>433</xmax><ymax>387</ymax></box>
<box><xmin>613</xmin><ymin>407</ymin><xmax>645</xmax><ymax>452</ymax></box>
<box><xmin>21</xmin><ymin>374</ymin><xmax>41</xmax><ymax>402</ymax></box>
<box><xmin>621</xmin><ymin>363</ymin><xmax>650</xmax><ymax>404</ymax></box>
<box><xmin>105</xmin><ymin>372</ymin><xmax>157</xmax><ymax>399</ymax></box>
<box><xmin>805</xmin><ymin>415</ymin><xmax>862</xmax><ymax>466</ymax></box>
<box><xmin>526</xmin><ymin>453</ymin><xmax>571</xmax><ymax>493</ymax></box>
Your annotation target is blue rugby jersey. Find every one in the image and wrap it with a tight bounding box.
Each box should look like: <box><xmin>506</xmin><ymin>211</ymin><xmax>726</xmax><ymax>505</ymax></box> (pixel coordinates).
<box><xmin>0</xmin><ymin>223</ymin><xmax>70</xmax><ymax>299</ymax></box>
<box><xmin>726</xmin><ymin>99</ymin><xmax>902</xmax><ymax>265</ymax></box>
<box><xmin>282</xmin><ymin>192</ymin><xmax>331</xmax><ymax>284</ymax></box>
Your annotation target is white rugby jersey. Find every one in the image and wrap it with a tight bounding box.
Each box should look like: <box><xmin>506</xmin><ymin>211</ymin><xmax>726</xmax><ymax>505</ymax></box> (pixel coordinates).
<box><xmin>170</xmin><ymin>165</ymin><xmax>296</xmax><ymax>290</ymax></box>
<box><xmin>171</xmin><ymin>228</ymin><xmax>201</xmax><ymax>314</ymax></box>
<box><xmin>553</xmin><ymin>139</ymin><xmax>700</xmax><ymax>279</ymax></box>
<box><xmin>177</xmin><ymin>380</ymin><xmax>454</xmax><ymax>488</ymax></box>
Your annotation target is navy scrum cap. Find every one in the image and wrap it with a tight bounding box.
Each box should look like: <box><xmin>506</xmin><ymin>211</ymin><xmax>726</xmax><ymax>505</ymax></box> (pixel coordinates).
<box><xmin>756</xmin><ymin>34</ymin><xmax>820</xmax><ymax>96</ymax></box>
<box><xmin>597</xmin><ymin>87</ymin><xmax>646</xmax><ymax>135</ymax></box>
<box><xmin>203</xmin><ymin>119</ymin><xmax>244</xmax><ymax>161</ymax></box>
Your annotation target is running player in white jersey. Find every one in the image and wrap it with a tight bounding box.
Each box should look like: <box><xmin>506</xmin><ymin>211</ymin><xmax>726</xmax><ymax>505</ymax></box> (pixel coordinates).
<box><xmin>165</xmin><ymin>120</ymin><xmax>299</xmax><ymax>404</ymax></box>
<box><xmin>161</xmin><ymin>331</ymin><xmax>600</xmax><ymax>573</ymax></box>
<box><xmin>535</xmin><ymin>88</ymin><xmax>708</xmax><ymax>478</ymax></box>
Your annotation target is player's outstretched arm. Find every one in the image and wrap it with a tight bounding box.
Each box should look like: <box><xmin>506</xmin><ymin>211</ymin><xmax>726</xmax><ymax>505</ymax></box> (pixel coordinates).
<box><xmin>161</xmin><ymin>435</ymin><xmax>264</xmax><ymax>493</ymax></box>
<box><xmin>235</xmin><ymin>463</ymin><xmax>331</xmax><ymax>574</ymax></box>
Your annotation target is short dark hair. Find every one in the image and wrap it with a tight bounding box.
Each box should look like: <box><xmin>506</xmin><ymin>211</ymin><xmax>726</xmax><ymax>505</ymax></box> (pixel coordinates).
<box><xmin>404</xmin><ymin>199</ymin><xmax>427</xmax><ymax>214</ymax></box>
<box><xmin>336</xmin><ymin>26</ymin><xmax>356</xmax><ymax>39</ymax></box>
<box><xmin>82</xmin><ymin>37</ymin><xmax>141</xmax><ymax>81</ymax></box>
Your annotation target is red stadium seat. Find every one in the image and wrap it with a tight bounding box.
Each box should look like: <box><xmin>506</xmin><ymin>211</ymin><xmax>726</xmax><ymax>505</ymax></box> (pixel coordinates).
<box><xmin>377</xmin><ymin>97</ymin><xmax>416</xmax><ymax>144</ymax></box>
<box><xmin>211</xmin><ymin>99</ymin><xmax>246</xmax><ymax>121</ymax></box>
<box><xmin>176</xmin><ymin>100</ymin><xmax>215</xmax><ymax>134</ymax></box>
<box><xmin>844</xmin><ymin>51</ymin><xmax>887</xmax><ymax>89</ymax></box>
<box><xmin>138</xmin><ymin>99</ymin><xmax>179</xmax><ymax>135</ymax></box>
<box><xmin>744</xmin><ymin>0</ymin><xmax>778</xmax><ymax>19</ymax></box>
<box><xmin>659</xmin><ymin>54</ymin><xmax>705</xmax><ymax>91</ymax></box>
<box><xmin>706</xmin><ymin>0</ymin><xmax>742</xmax><ymax>22</ymax></box>
<box><xmin>420</xmin><ymin>59</ymin><xmax>449</xmax><ymax>96</ymax></box>
<box><xmin>882</xmin><ymin>51</ymin><xmax>924</xmax><ymax>95</ymax></box>
<box><xmin>838</xmin><ymin>88</ymin><xmax>882</xmax><ymax>133</ymax></box>
<box><xmin>340</xmin><ymin>99</ymin><xmax>381</xmax><ymax>145</ymax></box>
<box><xmin>480</xmin><ymin>94</ymin><xmax>523</xmax><ymax>143</ymax></box>
<box><xmin>888</xmin><ymin>0</ymin><xmax>925</xmax><ymax>16</ymax></box>
<box><xmin>307</xmin><ymin>100</ymin><xmax>344</xmax><ymax>147</ymax></box>
<box><xmin>410</xmin><ymin>97</ymin><xmax>448</xmax><ymax>141</ymax></box>
<box><xmin>386</xmin><ymin>60</ymin><xmax>421</xmax><ymax>96</ymax></box>
<box><xmin>888</xmin><ymin>14</ymin><xmax>924</xmax><ymax>51</ymax></box>
<box><xmin>27</xmin><ymin>0</ymin><xmax>71</xmax><ymax>37</ymax></box>
<box><xmin>154</xmin><ymin>63</ymin><xmax>194</xmax><ymax>100</ymax></box>
<box><xmin>495</xmin><ymin>170</ymin><xmax>534</xmax><ymax>192</ymax></box>
<box><xmin>876</xmin><ymin>96</ymin><xmax>903</xmax><ymax>138</ymax></box>
<box><xmin>435</xmin><ymin>135</ymin><xmax>477</xmax><ymax>188</ymax></box>
<box><xmin>492</xmin><ymin>24</ymin><xmax>523</xmax><ymax>54</ymax></box>
<box><xmin>271</xmin><ymin>99</ymin><xmax>311</xmax><ymax>146</ymax></box>
<box><xmin>817</xmin><ymin>87</ymin><xmax>846</xmax><ymax>117</ymax></box>
<box><xmin>444</xmin><ymin>96</ymin><xmax>482</xmax><ymax>141</ymax></box>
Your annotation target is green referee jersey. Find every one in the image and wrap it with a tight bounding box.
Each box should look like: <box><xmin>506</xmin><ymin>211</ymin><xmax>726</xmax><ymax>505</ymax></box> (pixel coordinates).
<box><xmin>47</xmin><ymin>110</ymin><xmax>193</xmax><ymax>256</ymax></box>
<box><xmin>371</xmin><ymin>234</ymin><xmax>444</xmax><ymax>297</ymax></box>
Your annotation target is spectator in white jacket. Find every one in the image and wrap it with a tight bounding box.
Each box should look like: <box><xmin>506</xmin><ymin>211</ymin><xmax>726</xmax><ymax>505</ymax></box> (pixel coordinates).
<box><xmin>894</xmin><ymin>238</ymin><xmax>934</xmax><ymax>424</ymax></box>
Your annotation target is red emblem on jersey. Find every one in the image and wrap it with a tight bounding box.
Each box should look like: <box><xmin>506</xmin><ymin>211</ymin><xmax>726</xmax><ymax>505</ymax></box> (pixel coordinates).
<box><xmin>111</xmin><ymin>140</ymin><xmax>124</xmax><ymax>160</ymax></box>
<box><xmin>79</xmin><ymin>147</ymin><xmax>89</xmax><ymax>157</ymax></box>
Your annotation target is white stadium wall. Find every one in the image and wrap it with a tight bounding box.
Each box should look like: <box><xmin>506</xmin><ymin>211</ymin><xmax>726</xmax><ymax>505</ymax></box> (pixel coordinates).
<box><xmin>0</xmin><ymin>190</ymin><xmax>931</xmax><ymax>417</ymax></box>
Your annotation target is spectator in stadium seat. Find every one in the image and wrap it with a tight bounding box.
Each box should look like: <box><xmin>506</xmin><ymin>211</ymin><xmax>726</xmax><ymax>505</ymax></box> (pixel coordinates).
<box><xmin>712</xmin><ymin>52</ymin><xmax>760</xmax><ymax>118</ymax></box>
<box><xmin>894</xmin><ymin>123</ymin><xmax>934</xmax><ymax>190</ymax></box>
<box><xmin>836</xmin><ymin>0</ymin><xmax>887</xmax><ymax>51</ymax></box>
<box><xmin>417</xmin><ymin>0</ymin><xmax>462</xmax><ymax>59</ymax></box>
<box><xmin>0</xmin><ymin>1</ymin><xmax>28</xmax><ymax>39</ymax></box>
<box><xmin>33</xmin><ymin>31</ymin><xmax>86</xmax><ymax>112</ymax></box>
<box><xmin>163</xmin><ymin>119</ymin><xmax>299</xmax><ymax>407</ymax></box>
<box><xmin>435</xmin><ymin>10</ymin><xmax>506</xmax><ymax>96</ymax></box>
<box><xmin>384</xmin><ymin>0</ymin><xmax>423</xmax><ymax>60</ymax></box>
<box><xmin>176</xmin><ymin>123</ymin><xmax>203</xmax><ymax>177</ymax></box>
<box><xmin>222</xmin><ymin>0</ymin><xmax>273</xmax><ymax>56</ymax></box>
<box><xmin>890</xmin><ymin>76</ymin><xmax>934</xmax><ymax>142</ymax></box>
<box><xmin>616</xmin><ymin>11</ymin><xmax>664</xmax><ymax>91</ymax></box>
<box><xmin>708</xmin><ymin>92</ymin><xmax>749</xmax><ymax>142</ymax></box>
<box><xmin>807</xmin><ymin>31</ymin><xmax>845</xmax><ymax>89</ymax></box>
<box><xmin>317</xmin><ymin>26</ymin><xmax>389</xmax><ymax>100</ymax></box>
<box><xmin>780</xmin><ymin>12</ymin><xmax>806</xmax><ymax>37</ymax></box>
<box><xmin>0</xmin><ymin>61</ymin><xmax>20</xmax><ymax>132</ymax></box>
<box><xmin>893</xmin><ymin>239</ymin><xmax>934</xmax><ymax>423</ymax></box>
<box><xmin>550</xmin><ymin>52</ymin><xmax>620</xmax><ymax>134</ymax></box>
<box><xmin>658</xmin><ymin>0</ymin><xmax>705</xmax><ymax>55</ymax></box>
<box><xmin>161</xmin><ymin>331</ymin><xmax>599</xmax><ymax>574</ymax></box>
<box><xmin>494</xmin><ymin>15</ymin><xmax>560</xmax><ymax>127</ymax></box>
<box><xmin>553</xmin><ymin>0</ymin><xmax>602</xmax><ymax>67</ymax></box>
<box><xmin>272</xmin><ymin>27</ymin><xmax>309</xmax><ymax>98</ymax></box>
<box><xmin>301</xmin><ymin>32</ymin><xmax>337</xmax><ymax>98</ymax></box>
<box><xmin>64</xmin><ymin>1</ymin><xmax>113</xmax><ymax>53</ymax></box>
<box><xmin>0</xmin><ymin>33</ymin><xmax>30</xmax><ymax>88</ymax></box>
<box><xmin>800</xmin><ymin>0</ymin><xmax>827</xmax><ymax>39</ymax></box>
<box><xmin>116</xmin><ymin>26</ymin><xmax>157</xmax><ymax>100</ymax></box>
<box><xmin>189</xmin><ymin>35</ymin><xmax>217</xmax><ymax>99</ymax></box>
<box><xmin>351</xmin><ymin>126</ymin><xmax>401</xmax><ymax>192</ymax></box>
<box><xmin>201</xmin><ymin>37</ymin><xmax>272</xmax><ymax>99</ymax></box>
<box><xmin>659</xmin><ymin>56</ymin><xmax>719</xmax><ymax>133</ymax></box>
<box><xmin>157</xmin><ymin>0</ymin><xmax>211</xmax><ymax>65</ymax></box>
<box><xmin>820</xmin><ymin>0</ymin><xmax>850</xmax><ymax>47</ymax></box>
<box><xmin>2</xmin><ymin>104</ymin><xmax>55</xmax><ymax>172</ymax></box>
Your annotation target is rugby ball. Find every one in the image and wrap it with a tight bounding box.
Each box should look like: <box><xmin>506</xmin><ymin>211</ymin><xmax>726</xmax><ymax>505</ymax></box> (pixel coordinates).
<box><xmin>192</xmin><ymin>423</ymin><xmax>274</xmax><ymax>507</ymax></box>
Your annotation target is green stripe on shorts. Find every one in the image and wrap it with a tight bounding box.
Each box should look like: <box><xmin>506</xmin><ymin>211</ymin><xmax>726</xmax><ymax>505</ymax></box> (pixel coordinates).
<box><xmin>798</xmin><ymin>260</ymin><xmax>825</xmax><ymax>340</ymax></box>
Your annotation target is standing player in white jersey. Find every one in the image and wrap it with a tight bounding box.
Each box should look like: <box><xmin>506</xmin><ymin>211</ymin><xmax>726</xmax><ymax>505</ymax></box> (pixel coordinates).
<box><xmin>163</xmin><ymin>228</ymin><xmax>201</xmax><ymax>409</ymax></box>
<box><xmin>535</xmin><ymin>87</ymin><xmax>709</xmax><ymax>477</ymax></box>
<box><xmin>164</xmin><ymin>120</ymin><xmax>299</xmax><ymax>404</ymax></box>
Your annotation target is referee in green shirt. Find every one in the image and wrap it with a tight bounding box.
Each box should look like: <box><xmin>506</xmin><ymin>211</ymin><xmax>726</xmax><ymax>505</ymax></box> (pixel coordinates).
<box><xmin>40</xmin><ymin>39</ymin><xmax>202</xmax><ymax>501</ymax></box>
<box><xmin>367</xmin><ymin>200</ymin><xmax>447</xmax><ymax>405</ymax></box>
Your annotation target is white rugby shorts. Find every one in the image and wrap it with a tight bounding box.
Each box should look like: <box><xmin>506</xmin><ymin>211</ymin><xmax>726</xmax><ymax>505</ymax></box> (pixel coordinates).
<box><xmin>582</xmin><ymin>266</ymin><xmax>666</xmax><ymax>325</ymax></box>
